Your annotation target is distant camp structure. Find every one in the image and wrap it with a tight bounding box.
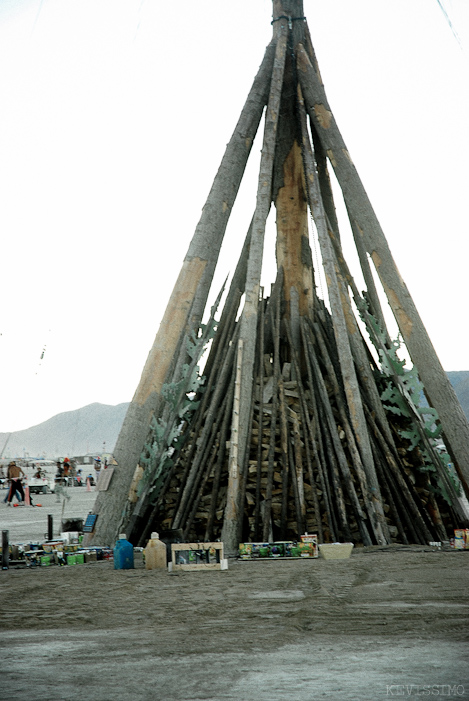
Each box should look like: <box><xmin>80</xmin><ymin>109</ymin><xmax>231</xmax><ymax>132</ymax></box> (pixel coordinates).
<box><xmin>89</xmin><ymin>1</ymin><xmax>469</xmax><ymax>553</ymax></box>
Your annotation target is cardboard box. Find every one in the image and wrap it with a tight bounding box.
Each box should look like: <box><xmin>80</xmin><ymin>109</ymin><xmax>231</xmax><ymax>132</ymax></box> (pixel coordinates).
<box><xmin>453</xmin><ymin>529</ymin><xmax>467</xmax><ymax>550</ymax></box>
<box><xmin>171</xmin><ymin>542</ymin><xmax>225</xmax><ymax>571</ymax></box>
<box><xmin>270</xmin><ymin>543</ymin><xmax>285</xmax><ymax>557</ymax></box>
<box><xmin>299</xmin><ymin>534</ymin><xmax>318</xmax><ymax>558</ymax></box>
<box><xmin>318</xmin><ymin>543</ymin><xmax>354</xmax><ymax>560</ymax></box>
<box><xmin>251</xmin><ymin>542</ymin><xmax>270</xmax><ymax>558</ymax></box>
<box><xmin>238</xmin><ymin>543</ymin><xmax>253</xmax><ymax>559</ymax></box>
<box><xmin>284</xmin><ymin>542</ymin><xmax>301</xmax><ymax>557</ymax></box>
<box><xmin>84</xmin><ymin>551</ymin><xmax>97</xmax><ymax>563</ymax></box>
<box><xmin>298</xmin><ymin>542</ymin><xmax>315</xmax><ymax>558</ymax></box>
<box><xmin>42</xmin><ymin>541</ymin><xmax>64</xmax><ymax>553</ymax></box>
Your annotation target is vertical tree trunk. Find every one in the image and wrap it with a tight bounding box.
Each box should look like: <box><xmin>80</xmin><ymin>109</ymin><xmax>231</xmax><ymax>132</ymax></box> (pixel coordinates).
<box><xmin>222</xmin><ymin>34</ymin><xmax>288</xmax><ymax>554</ymax></box>
<box><xmin>275</xmin><ymin>141</ymin><xmax>314</xmax><ymax>346</ymax></box>
<box><xmin>273</xmin><ymin>3</ymin><xmax>312</xmax><ymax>351</ymax></box>
<box><xmin>298</xmin><ymin>92</ymin><xmax>389</xmax><ymax>544</ymax></box>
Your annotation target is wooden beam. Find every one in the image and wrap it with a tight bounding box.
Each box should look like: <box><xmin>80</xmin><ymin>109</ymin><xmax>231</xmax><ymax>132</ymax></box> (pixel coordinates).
<box><xmin>222</xmin><ymin>32</ymin><xmax>288</xmax><ymax>555</ymax></box>
<box><xmin>298</xmin><ymin>89</ymin><xmax>389</xmax><ymax>544</ymax></box>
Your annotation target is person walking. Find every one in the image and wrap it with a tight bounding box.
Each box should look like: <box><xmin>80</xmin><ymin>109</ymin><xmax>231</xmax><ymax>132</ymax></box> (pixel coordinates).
<box><xmin>6</xmin><ymin>461</ymin><xmax>25</xmax><ymax>506</ymax></box>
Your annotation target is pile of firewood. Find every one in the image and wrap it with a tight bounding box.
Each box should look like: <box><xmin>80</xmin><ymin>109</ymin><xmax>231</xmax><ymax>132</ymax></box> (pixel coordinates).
<box><xmin>136</xmin><ymin>282</ymin><xmax>458</xmax><ymax>549</ymax></box>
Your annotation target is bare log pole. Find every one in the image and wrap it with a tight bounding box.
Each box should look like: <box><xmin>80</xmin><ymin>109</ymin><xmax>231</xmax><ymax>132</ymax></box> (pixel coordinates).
<box><xmin>297</xmin><ymin>44</ymin><xmax>469</xmax><ymax>491</ymax></box>
<box><xmin>167</xmin><ymin>234</ymin><xmax>250</xmax><ymax>527</ymax></box>
<box><xmin>288</xmin><ymin>434</ymin><xmax>303</xmax><ymax>535</ymax></box>
<box><xmin>238</xmin><ymin>382</ymin><xmax>257</xmax><ymax>546</ymax></box>
<box><xmin>168</xmin><ymin>296</ymin><xmax>241</xmax><ymax>525</ymax></box>
<box><xmin>292</xmin><ymin>409</ymin><xmax>306</xmax><ymax>532</ymax></box>
<box><xmin>278</xmin><ymin>377</ymin><xmax>290</xmax><ymax>539</ymax></box>
<box><xmin>363</xmin><ymin>403</ymin><xmax>434</xmax><ymax>544</ymax></box>
<box><xmin>125</xmin><ymin>286</ymin><xmax>225</xmax><ymax>543</ymax></box>
<box><xmin>254</xmin><ymin>296</ymin><xmax>265</xmax><ymax>540</ymax></box>
<box><xmin>369</xmin><ymin>438</ymin><xmax>409</xmax><ymax>545</ymax></box>
<box><xmin>180</xmin><ymin>389</ymin><xmax>231</xmax><ymax>537</ymax></box>
<box><xmin>205</xmin><ymin>365</ymin><xmax>236</xmax><ymax>541</ymax></box>
<box><xmin>202</xmin><ymin>219</ymin><xmax>253</xmax><ymax>383</ymax></box>
<box><xmin>300</xmin><ymin>318</ymin><xmax>337</xmax><ymax>541</ymax></box>
<box><xmin>326</xmin><ymin>228</ymin><xmax>396</xmax><ymax>448</ymax></box>
<box><xmin>286</xmin><ymin>319</ymin><xmax>324</xmax><ymax>538</ymax></box>
<box><xmin>289</xmin><ymin>338</ymin><xmax>324</xmax><ymax>542</ymax></box>
<box><xmin>172</xmin><ymin>325</ymin><xmax>240</xmax><ymax>530</ymax></box>
<box><xmin>304</xmin><ymin>327</ymin><xmax>372</xmax><ymax>545</ymax></box>
<box><xmin>312</xmin><ymin>320</ymin><xmax>389</xmax><ymax>545</ymax></box>
<box><xmin>263</xmin><ymin>294</ymin><xmax>282</xmax><ymax>541</ymax></box>
<box><xmin>298</xmin><ymin>90</ymin><xmax>388</xmax><ymax>544</ymax></box>
<box><xmin>222</xmin><ymin>31</ymin><xmax>288</xmax><ymax>555</ymax></box>
<box><xmin>275</xmin><ymin>138</ymin><xmax>314</xmax><ymax>341</ymax></box>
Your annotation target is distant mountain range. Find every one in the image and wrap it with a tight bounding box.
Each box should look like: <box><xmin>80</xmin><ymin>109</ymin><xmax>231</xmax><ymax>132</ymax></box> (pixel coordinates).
<box><xmin>0</xmin><ymin>402</ymin><xmax>130</xmax><ymax>459</ymax></box>
<box><xmin>447</xmin><ymin>371</ymin><xmax>469</xmax><ymax>419</ymax></box>
<box><xmin>1</xmin><ymin>372</ymin><xmax>469</xmax><ymax>460</ymax></box>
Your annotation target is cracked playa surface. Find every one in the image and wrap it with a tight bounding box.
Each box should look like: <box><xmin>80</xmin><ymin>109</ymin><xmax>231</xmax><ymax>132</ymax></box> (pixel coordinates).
<box><xmin>1</xmin><ymin>546</ymin><xmax>468</xmax><ymax>700</ymax></box>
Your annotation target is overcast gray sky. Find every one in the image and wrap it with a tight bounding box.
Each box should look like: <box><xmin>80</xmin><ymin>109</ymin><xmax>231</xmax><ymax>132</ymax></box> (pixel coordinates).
<box><xmin>0</xmin><ymin>0</ymin><xmax>468</xmax><ymax>433</ymax></box>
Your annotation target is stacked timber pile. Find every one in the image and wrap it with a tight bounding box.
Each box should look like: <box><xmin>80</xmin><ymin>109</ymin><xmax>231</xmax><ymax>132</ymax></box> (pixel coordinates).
<box><xmin>90</xmin><ymin>1</ymin><xmax>469</xmax><ymax>551</ymax></box>
<box><xmin>126</xmin><ymin>274</ymin><xmax>463</xmax><ymax>550</ymax></box>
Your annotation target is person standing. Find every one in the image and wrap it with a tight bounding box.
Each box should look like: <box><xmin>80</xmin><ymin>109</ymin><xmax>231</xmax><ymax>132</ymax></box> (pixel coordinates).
<box><xmin>94</xmin><ymin>457</ymin><xmax>102</xmax><ymax>486</ymax></box>
<box><xmin>6</xmin><ymin>461</ymin><xmax>25</xmax><ymax>505</ymax></box>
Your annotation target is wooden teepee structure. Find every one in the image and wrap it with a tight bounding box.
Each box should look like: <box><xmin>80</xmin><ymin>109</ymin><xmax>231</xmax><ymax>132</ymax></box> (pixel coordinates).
<box><xmin>89</xmin><ymin>1</ymin><xmax>469</xmax><ymax>553</ymax></box>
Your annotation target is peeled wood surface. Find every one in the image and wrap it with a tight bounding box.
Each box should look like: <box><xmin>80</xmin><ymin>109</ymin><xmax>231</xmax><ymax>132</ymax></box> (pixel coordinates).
<box><xmin>275</xmin><ymin>141</ymin><xmax>313</xmax><ymax>320</ymax></box>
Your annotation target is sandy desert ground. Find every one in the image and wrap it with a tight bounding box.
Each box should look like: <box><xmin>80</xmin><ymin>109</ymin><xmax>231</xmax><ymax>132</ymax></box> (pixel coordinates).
<box><xmin>1</xmin><ymin>488</ymin><xmax>468</xmax><ymax>700</ymax></box>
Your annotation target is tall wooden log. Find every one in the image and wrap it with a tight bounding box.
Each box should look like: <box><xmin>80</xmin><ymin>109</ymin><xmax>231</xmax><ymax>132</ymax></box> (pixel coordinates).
<box><xmin>263</xmin><ymin>293</ymin><xmax>282</xmax><ymax>541</ymax></box>
<box><xmin>363</xmin><ymin>403</ymin><xmax>435</xmax><ymax>543</ymax></box>
<box><xmin>278</xmin><ymin>376</ymin><xmax>290</xmax><ymax>539</ymax></box>
<box><xmin>312</xmin><ymin>320</ymin><xmax>388</xmax><ymax>543</ymax></box>
<box><xmin>304</xmin><ymin>326</ymin><xmax>372</xmax><ymax>545</ymax></box>
<box><xmin>298</xmin><ymin>92</ymin><xmax>388</xmax><ymax>544</ymax></box>
<box><xmin>326</xmin><ymin>228</ymin><xmax>396</xmax><ymax>448</ymax></box>
<box><xmin>300</xmin><ymin>319</ymin><xmax>337</xmax><ymax>540</ymax></box>
<box><xmin>254</xmin><ymin>296</ymin><xmax>265</xmax><ymax>540</ymax></box>
<box><xmin>89</xmin><ymin>41</ymin><xmax>276</xmax><ymax>547</ymax></box>
<box><xmin>275</xmin><ymin>140</ymin><xmax>314</xmax><ymax>347</ymax></box>
<box><xmin>222</xmin><ymin>32</ymin><xmax>288</xmax><ymax>555</ymax></box>
<box><xmin>172</xmin><ymin>325</ymin><xmax>240</xmax><ymax>530</ymax></box>
<box><xmin>297</xmin><ymin>43</ymin><xmax>469</xmax><ymax>492</ymax></box>
<box><xmin>289</xmin><ymin>329</ymin><xmax>324</xmax><ymax>542</ymax></box>
<box><xmin>272</xmin><ymin>2</ymin><xmax>312</xmax><ymax>354</ymax></box>
<box><xmin>204</xmin><ymin>366</ymin><xmax>236</xmax><ymax>541</ymax></box>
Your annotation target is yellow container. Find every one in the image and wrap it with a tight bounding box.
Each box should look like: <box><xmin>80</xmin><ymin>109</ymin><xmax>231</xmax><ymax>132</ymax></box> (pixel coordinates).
<box><xmin>144</xmin><ymin>533</ymin><xmax>167</xmax><ymax>570</ymax></box>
